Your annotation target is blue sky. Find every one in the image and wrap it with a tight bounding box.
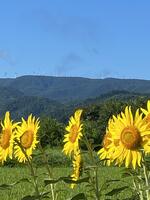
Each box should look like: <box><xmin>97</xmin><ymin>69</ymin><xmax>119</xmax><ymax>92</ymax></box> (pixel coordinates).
<box><xmin>0</xmin><ymin>0</ymin><xmax>150</xmax><ymax>79</ymax></box>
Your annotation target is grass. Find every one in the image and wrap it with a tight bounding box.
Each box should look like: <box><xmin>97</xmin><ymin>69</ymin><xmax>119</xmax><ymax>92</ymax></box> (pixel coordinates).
<box><xmin>0</xmin><ymin>148</ymin><xmax>136</xmax><ymax>200</ymax></box>
<box><xmin>0</xmin><ymin>165</ymin><xmax>133</xmax><ymax>200</ymax></box>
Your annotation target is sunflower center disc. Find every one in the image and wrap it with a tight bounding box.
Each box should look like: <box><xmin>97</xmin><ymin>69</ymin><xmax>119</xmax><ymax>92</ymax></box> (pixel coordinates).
<box><xmin>121</xmin><ymin>126</ymin><xmax>141</xmax><ymax>149</ymax></box>
<box><xmin>0</xmin><ymin>129</ymin><xmax>11</xmax><ymax>149</ymax></box>
<box><xmin>20</xmin><ymin>130</ymin><xmax>34</xmax><ymax>149</ymax></box>
<box><xmin>69</xmin><ymin>125</ymin><xmax>79</xmax><ymax>143</ymax></box>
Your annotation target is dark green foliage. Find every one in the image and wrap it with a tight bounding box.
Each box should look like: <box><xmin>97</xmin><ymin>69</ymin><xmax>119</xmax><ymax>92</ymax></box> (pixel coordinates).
<box><xmin>1</xmin><ymin>75</ymin><xmax>150</xmax><ymax>103</ymax></box>
<box><xmin>1</xmin><ymin>96</ymin><xmax>66</xmax><ymax>121</ymax></box>
<box><xmin>82</xmin><ymin>95</ymin><xmax>149</xmax><ymax>146</ymax></box>
<box><xmin>1</xmin><ymin>75</ymin><xmax>150</xmax><ymax>122</ymax></box>
<box><xmin>0</xmin><ymin>75</ymin><xmax>150</xmax><ymax>151</ymax></box>
<box><xmin>39</xmin><ymin>117</ymin><xmax>65</xmax><ymax>147</ymax></box>
<box><xmin>32</xmin><ymin>148</ymin><xmax>71</xmax><ymax>167</ymax></box>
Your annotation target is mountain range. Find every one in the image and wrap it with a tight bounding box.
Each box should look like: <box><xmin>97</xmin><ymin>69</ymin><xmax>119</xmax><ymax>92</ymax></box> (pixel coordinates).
<box><xmin>0</xmin><ymin>75</ymin><xmax>150</xmax><ymax>120</ymax></box>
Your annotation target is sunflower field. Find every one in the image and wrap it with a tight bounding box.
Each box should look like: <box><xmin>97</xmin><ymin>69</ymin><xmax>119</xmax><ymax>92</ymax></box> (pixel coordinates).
<box><xmin>1</xmin><ymin>100</ymin><xmax>150</xmax><ymax>199</ymax></box>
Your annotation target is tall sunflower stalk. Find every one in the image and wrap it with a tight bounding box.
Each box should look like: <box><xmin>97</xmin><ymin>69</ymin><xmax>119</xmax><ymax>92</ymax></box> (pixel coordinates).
<box><xmin>14</xmin><ymin>115</ymin><xmax>40</xmax><ymax>199</ymax></box>
<box><xmin>84</xmin><ymin>134</ymin><xmax>100</xmax><ymax>200</ymax></box>
<box><xmin>38</xmin><ymin>142</ymin><xmax>55</xmax><ymax>200</ymax></box>
<box><xmin>98</xmin><ymin>104</ymin><xmax>150</xmax><ymax>200</ymax></box>
<box><xmin>142</xmin><ymin>153</ymin><xmax>150</xmax><ymax>200</ymax></box>
<box><xmin>63</xmin><ymin>109</ymin><xmax>83</xmax><ymax>188</ymax></box>
<box><xmin>63</xmin><ymin>109</ymin><xmax>100</xmax><ymax>199</ymax></box>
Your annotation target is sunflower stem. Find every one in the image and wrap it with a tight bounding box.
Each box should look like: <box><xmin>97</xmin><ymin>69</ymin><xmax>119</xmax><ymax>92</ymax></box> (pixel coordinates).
<box><xmin>95</xmin><ymin>166</ymin><xmax>100</xmax><ymax>200</ymax></box>
<box><xmin>143</xmin><ymin>163</ymin><xmax>150</xmax><ymax>200</ymax></box>
<box><xmin>141</xmin><ymin>151</ymin><xmax>150</xmax><ymax>200</ymax></box>
<box><xmin>83</xmin><ymin>135</ymin><xmax>100</xmax><ymax>200</ymax></box>
<box><xmin>15</xmin><ymin>140</ymin><xmax>40</xmax><ymax>199</ymax></box>
<box><xmin>138</xmin><ymin>181</ymin><xmax>144</xmax><ymax>200</ymax></box>
<box><xmin>38</xmin><ymin>143</ymin><xmax>55</xmax><ymax>200</ymax></box>
<box><xmin>132</xmin><ymin>171</ymin><xmax>144</xmax><ymax>200</ymax></box>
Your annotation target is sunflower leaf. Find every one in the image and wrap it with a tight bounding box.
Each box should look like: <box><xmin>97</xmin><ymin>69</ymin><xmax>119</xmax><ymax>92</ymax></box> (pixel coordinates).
<box><xmin>21</xmin><ymin>192</ymin><xmax>50</xmax><ymax>200</ymax></box>
<box><xmin>21</xmin><ymin>196</ymin><xmax>37</xmax><ymax>200</ymax></box>
<box><xmin>105</xmin><ymin>179</ymin><xmax>120</xmax><ymax>183</ymax></box>
<box><xmin>44</xmin><ymin>176</ymin><xmax>71</xmax><ymax>185</ymax></box>
<box><xmin>105</xmin><ymin>186</ymin><xmax>129</xmax><ymax>196</ymax></box>
<box><xmin>0</xmin><ymin>178</ymin><xmax>31</xmax><ymax>190</ymax></box>
<box><xmin>40</xmin><ymin>191</ymin><xmax>50</xmax><ymax>196</ymax></box>
<box><xmin>65</xmin><ymin>177</ymin><xmax>89</xmax><ymax>184</ymax></box>
<box><xmin>44</xmin><ymin>176</ymin><xmax>89</xmax><ymax>186</ymax></box>
<box><xmin>0</xmin><ymin>184</ymin><xmax>13</xmax><ymax>190</ymax></box>
<box><xmin>71</xmin><ymin>193</ymin><xmax>87</xmax><ymax>200</ymax></box>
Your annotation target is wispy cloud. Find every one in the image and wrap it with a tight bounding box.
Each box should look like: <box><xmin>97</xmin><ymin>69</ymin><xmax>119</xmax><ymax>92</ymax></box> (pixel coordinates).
<box><xmin>33</xmin><ymin>9</ymin><xmax>100</xmax><ymax>52</ymax></box>
<box><xmin>0</xmin><ymin>49</ymin><xmax>16</xmax><ymax>65</ymax></box>
<box><xmin>55</xmin><ymin>52</ymin><xmax>83</xmax><ymax>76</ymax></box>
<box><xmin>98</xmin><ymin>68</ymin><xmax>116</xmax><ymax>79</ymax></box>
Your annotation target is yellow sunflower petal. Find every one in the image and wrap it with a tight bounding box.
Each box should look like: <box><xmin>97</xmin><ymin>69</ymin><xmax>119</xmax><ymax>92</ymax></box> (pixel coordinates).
<box><xmin>63</xmin><ymin>109</ymin><xmax>83</xmax><ymax>156</ymax></box>
<box><xmin>14</xmin><ymin>114</ymin><xmax>40</xmax><ymax>163</ymax></box>
<box><xmin>104</xmin><ymin>106</ymin><xmax>150</xmax><ymax>169</ymax></box>
<box><xmin>0</xmin><ymin>111</ymin><xmax>19</xmax><ymax>163</ymax></box>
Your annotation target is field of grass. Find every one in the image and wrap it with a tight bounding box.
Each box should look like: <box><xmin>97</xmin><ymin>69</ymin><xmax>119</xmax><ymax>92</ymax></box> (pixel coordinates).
<box><xmin>0</xmin><ymin>148</ymin><xmax>137</xmax><ymax>200</ymax></box>
<box><xmin>0</xmin><ymin>165</ymin><xmax>133</xmax><ymax>200</ymax></box>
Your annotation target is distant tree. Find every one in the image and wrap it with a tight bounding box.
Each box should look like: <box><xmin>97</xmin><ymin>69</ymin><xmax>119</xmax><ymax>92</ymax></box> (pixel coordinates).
<box><xmin>82</xmin><ymin>96</ymin><xmax>149</xmax><ymax>147</ymax></box>
<box><xmin>39</xmin><ymin>117</ymin><xmax>65</xmax><ymax>147</ymax></box>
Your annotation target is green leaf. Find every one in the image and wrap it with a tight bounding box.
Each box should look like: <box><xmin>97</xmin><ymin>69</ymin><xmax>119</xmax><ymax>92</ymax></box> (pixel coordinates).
<box><xmin>0</xmin><ymin>178</ymin><xmax>31</xmax><ymax>190</ymax></box>
<box><xmin>0</xmin><ymin>184</ymin><xmax>13</xmax><ymax>190</ymax></box>
<box><xmin>84</xmin><ymin>166</ymin><xmax>97</xmax><ymax>170</ymax></box>
<box><xmin>97</xmin><ymin>158</ymin><xmax>110</xmax><ymax>164</ymax></box>
<box><xmin>121</xmin><ymin>172</ymin><xmax>131</xmax><ymax>178</ymax></box>
<box><xmin>71</xmin><ymin>193</ymin><xmax>87</xmax><ymax>200</ymax></box>
<box><xmin>140</xmin><ymin>185</ymin><xmax>150</xmax><ymax>191</ymax></box>
<box><xmin>121</xmin><ymin>168</ymin><xmax>138</xmax><ymax>176</ymax></box>
<box><xmin>105</xmin><ymin>179</ymin><xmax>120</xmax><ymax>183</ymax></box>
<box><xmin>44</xmin><ymin>179</ymin><xmax>60</xmax><ymax>185</ymax></box>
<box><xmin>44</xmin><ymin>177</ymin><xmax>89</xmax><ymax>186</ymax></box>
<box><xmin>100</xmin><ymin>180</ymin><xmax>121</xmax><ymax>192</ymax></box>
<box><xmin>17</xmin><ymin>178</ymin><xmax>31</xmax><ymax>184</ymax></box>
<box><xmin>21</xmin><ymin>192</ymin><xmax>50</xmax><ymax>200</ymax></box>
<box><xmin>63</xmin><ymin>177</ymin><xmax>89</xmax><ymax>184</ymax></box>
<box><xmin>106</xmin><ymin>186</ymin><xmax>129</xmax><ymax>196</ymax></box>
<box><xmin>21</xmin><ymin>195</ymin><xmax>37</xmax><ymax>200</ymax></box>
<box><xmin>92</xmin><ymin>144</ymin><xmax>102</xmax><ymax>149</ymax></box>
<box><xmin>40</xmin><ymin>191</ymin><xmax>50</xmax><ymax>199</ymax></box>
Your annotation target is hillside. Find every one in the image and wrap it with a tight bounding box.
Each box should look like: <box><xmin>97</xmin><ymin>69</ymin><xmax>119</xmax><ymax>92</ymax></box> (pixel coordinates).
<box><xmin>0</xmin><ymin>75</ymin><xmax>149</xmax><ymax>120</ymax></box>
<box><xmin>0</xmin><ymin>95</ymin><xmax>66</xmax><ymax>121</ymax></box>
<box><xmin>1</xmin><ymin>75</ymin><xmax>150</xmax><ymax>102</ymax></box>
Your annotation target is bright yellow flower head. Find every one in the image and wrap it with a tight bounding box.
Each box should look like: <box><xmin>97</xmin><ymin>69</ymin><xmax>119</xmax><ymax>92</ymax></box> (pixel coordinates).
<box><xmin>14</xmin><ymin>114</ymin><xmax>40</xmax><ymax>162</ymax></box>
<box><xmin>97</xmin><ymin>131</ymin><xmax>113</xmax><ymax>166</ymax></box>
<box><xmin>98</xmin><ymin>118</ymin><xmax>120</xmax><ymax>166</ymax></box>
<box><xmin>0</xmin><ymin>111</ymin><xmax>19</xmax><ymax>164</ymax></box>
<box><xmin>141</xmin><ymin>100</ymin><xmax>150</xmax><ymax>153</ymax></box>
<box><xmin>63</xmin><ymin>109</ymin><xmax>83</xmax><ymax>156</ymax></box>
<box><xmin>71</xmin><ymin>150</ymin><xmax>82</xmax><ymax>189</ymax></box>
<box><xmin>141</xmin><ymin>100</ymin><xmax>150</xmax><ymax>121</ymax></box>
<box><xmin>106</xmin><ymin>106</ymin><xmax>150</xmax><ymax>169</ymax></box>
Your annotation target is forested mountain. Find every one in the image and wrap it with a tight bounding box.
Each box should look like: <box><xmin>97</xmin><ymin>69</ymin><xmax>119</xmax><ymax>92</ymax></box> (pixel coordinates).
<box><xmin>1</xmin><ymin>96</ymin><xmax>66</xmax><ymax>121</ymax></box>
<box><xmin>1</xmin><ymin>75</ymin><xmax>150</xmax><ymax>102</ymax></box>
<box><xmin>0</xmin><ymin>75</ymin><xmax>150</xmax><ymax>120</ymax></box>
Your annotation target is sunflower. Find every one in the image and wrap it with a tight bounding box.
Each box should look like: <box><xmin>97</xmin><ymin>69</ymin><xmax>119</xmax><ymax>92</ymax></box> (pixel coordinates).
<box><xmin>141</xmin><ymin>100</ymin><xmax>150</xmax><ymax>123</ymax></box>
<box><xmin>63</xmin><ymin>109</ymin><xmax>83</xmax><ymax>156</ymax></box>
<box><xmin>71</xmin><ymin>150</ymin><xmax>82</xmax><ymax>189</ymax></box>
<box><xmin>107</xmin><ymin>106</ymin><xmax>150</xmax><ymax>169</ymax></box>
<box><xmin>141</xmin><ymin>100</ymin><xmax>150</xmax><ymax>153</ymax></box>
<box><xmin>97</xmin><ymin>130</ymin><xmax>113</xmax><ymax>166</ymax></box>
<box><xmin>98</xmin><ymin>118</ymin><xmax>120</xmax><ymax>166</ymax></box>
<box><xmin>0</xmin><ymin>111</ymin><xmax>19</xmax><ymax>164</ymax></box>
<box><xmin>14</xmin><ymin>114</ymin><xmax>40</xmax><ymax>162</ymax></box>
